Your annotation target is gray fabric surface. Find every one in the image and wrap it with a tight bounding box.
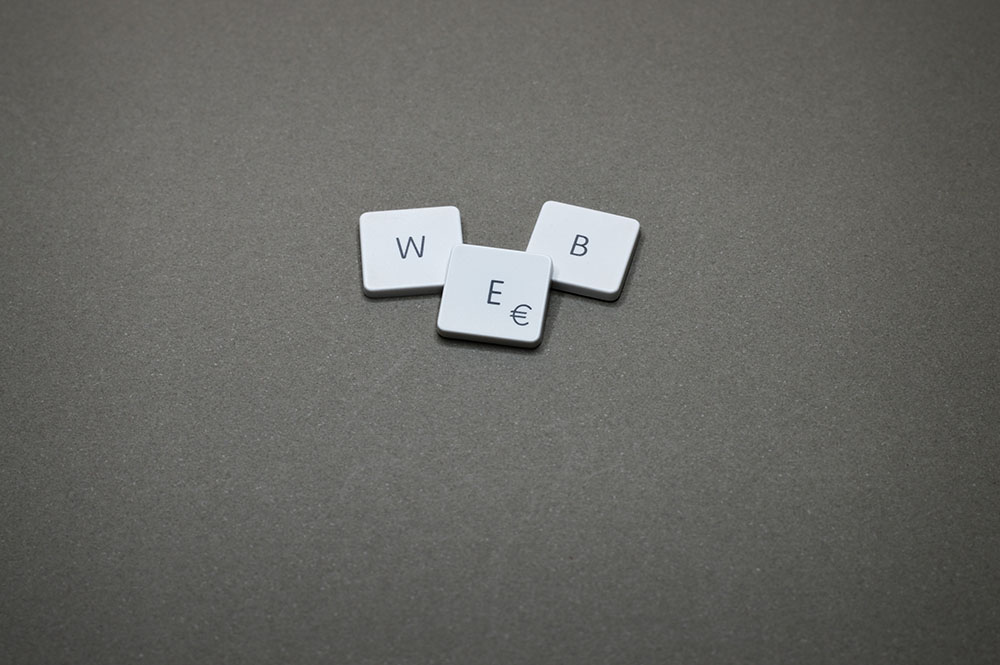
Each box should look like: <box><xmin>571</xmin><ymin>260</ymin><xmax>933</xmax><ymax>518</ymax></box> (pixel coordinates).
<box><xmin>3</xmin><ymin>0</ymin><xmax>999</xmax><ymax>663</ymax></box>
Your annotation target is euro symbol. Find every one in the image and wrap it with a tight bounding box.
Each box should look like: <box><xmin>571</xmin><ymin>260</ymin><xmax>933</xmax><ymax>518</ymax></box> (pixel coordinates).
<box><xmin>509</xmin><ymin>303</ymin><xmax>532</xmax><ymax>326</ymax></box>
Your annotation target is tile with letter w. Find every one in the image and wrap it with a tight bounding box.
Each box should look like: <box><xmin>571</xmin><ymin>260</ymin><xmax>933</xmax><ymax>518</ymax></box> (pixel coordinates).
<box><xmin>359</xmin><ymin>206</ymin><xmax>463</xmax><ymax>297</ymax></box>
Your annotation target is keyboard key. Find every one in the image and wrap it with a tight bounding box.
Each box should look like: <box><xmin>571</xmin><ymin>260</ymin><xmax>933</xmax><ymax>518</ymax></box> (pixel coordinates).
<box><xmin>359</xmin><ymin>206</ymin><xmax>463</xmax><ymax>297</ymax></box>
<box><xmin>437</xmin><ymin>245</ymin><xmax>552</xmax><ymax>348</ymax></box>
<box><xmin>525</xmin><ymin>201</ymin><xmax>640</xmax><ymax>301</ymax></box>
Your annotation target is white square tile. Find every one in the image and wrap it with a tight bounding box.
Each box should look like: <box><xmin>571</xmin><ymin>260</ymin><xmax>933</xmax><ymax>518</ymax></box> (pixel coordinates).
<box><xmin>359</xmin><ymin>206</ymin><xmax>463</xmax><ymax>297</ymax></box>
<box><xmin>525</xmin><ymin>201</ymin><xmax>640</xmax><ymax>301</ymax></box>
<box><xmin>436</xmin><ymin>245</ymin><xmax>553</xmax><ymax>348</ymax></box>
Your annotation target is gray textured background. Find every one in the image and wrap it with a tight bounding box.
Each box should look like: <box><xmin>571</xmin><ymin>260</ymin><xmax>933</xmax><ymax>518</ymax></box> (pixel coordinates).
<box><xmin>3</xmin><ymin>0</ymin><xmax>999</xmax><ymax>663</ymax></box>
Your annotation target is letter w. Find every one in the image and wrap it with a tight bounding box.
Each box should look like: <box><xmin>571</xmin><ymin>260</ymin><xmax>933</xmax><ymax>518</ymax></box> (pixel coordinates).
<box><xmin>396</xmin><ymin>235</ymin><xmax>426</xmax><ymax>259</ymax></box>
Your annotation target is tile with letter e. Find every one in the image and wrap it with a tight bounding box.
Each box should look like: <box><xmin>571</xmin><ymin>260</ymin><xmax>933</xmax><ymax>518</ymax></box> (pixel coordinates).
<box><xmin>359</xmin><ymin>206</ymin><xmax>463</xmax><ymax>297</ymax></box>
<box><xmin>437</xmin><ymin>245</ymin><xmax>553</xmax><ymax>348</ymax></box>
<box><xmin>525</xmin><ymin>201</ymin><xmax>640</xmax><ymax>301</ymax></box>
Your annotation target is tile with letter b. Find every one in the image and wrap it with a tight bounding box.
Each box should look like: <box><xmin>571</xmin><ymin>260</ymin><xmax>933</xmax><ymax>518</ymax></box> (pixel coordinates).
<box><xmin>437</xmin><ymin>245</ymin><xmax>552</xmax><ymax>348</ymax></box>
<box><xmin>525</xmin><ymin>201</ymin><xmax>640</xmax><ymax>301</ymax></box>
<box><xmin>359</xmin><ymin>206</ymin><xmax>463</xmax><ymax>297</ymax></box>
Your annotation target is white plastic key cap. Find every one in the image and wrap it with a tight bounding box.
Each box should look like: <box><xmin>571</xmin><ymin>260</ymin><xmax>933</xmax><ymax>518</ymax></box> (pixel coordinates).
<box><xmin>525</xmin><ymin>201</ymin><xmax>640</xmax><ymax>301</ymax></box>
<box><xmin>359</xmin><ymin>206</ymin><xmax>463</xmax><ymax>297</ymax></box>
<box><xmin>437</xmin><ymin>245</ymin><xmax>553</xmax><ymax>348</ymax></box>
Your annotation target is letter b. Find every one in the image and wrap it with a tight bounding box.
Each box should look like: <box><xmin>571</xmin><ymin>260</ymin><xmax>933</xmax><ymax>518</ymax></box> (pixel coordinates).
<box><xmin>570</xmin><ymin>234</ymin><xmax>589</xmax><ymax>256</ymax></box>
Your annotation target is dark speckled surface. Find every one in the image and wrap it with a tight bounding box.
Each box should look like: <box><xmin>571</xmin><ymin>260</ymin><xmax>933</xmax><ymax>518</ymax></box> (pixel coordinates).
<box><xmin>3</xmin><ymin>1</ymin><xmax>999</xmax><ymax>663</ymax></box>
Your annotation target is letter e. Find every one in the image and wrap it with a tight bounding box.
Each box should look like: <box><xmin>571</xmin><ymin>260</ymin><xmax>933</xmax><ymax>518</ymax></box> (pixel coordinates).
<box><xmin>487</xmin><ymin>279</ymin><xmax>504</xmax><ymax>305</ymax></box>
